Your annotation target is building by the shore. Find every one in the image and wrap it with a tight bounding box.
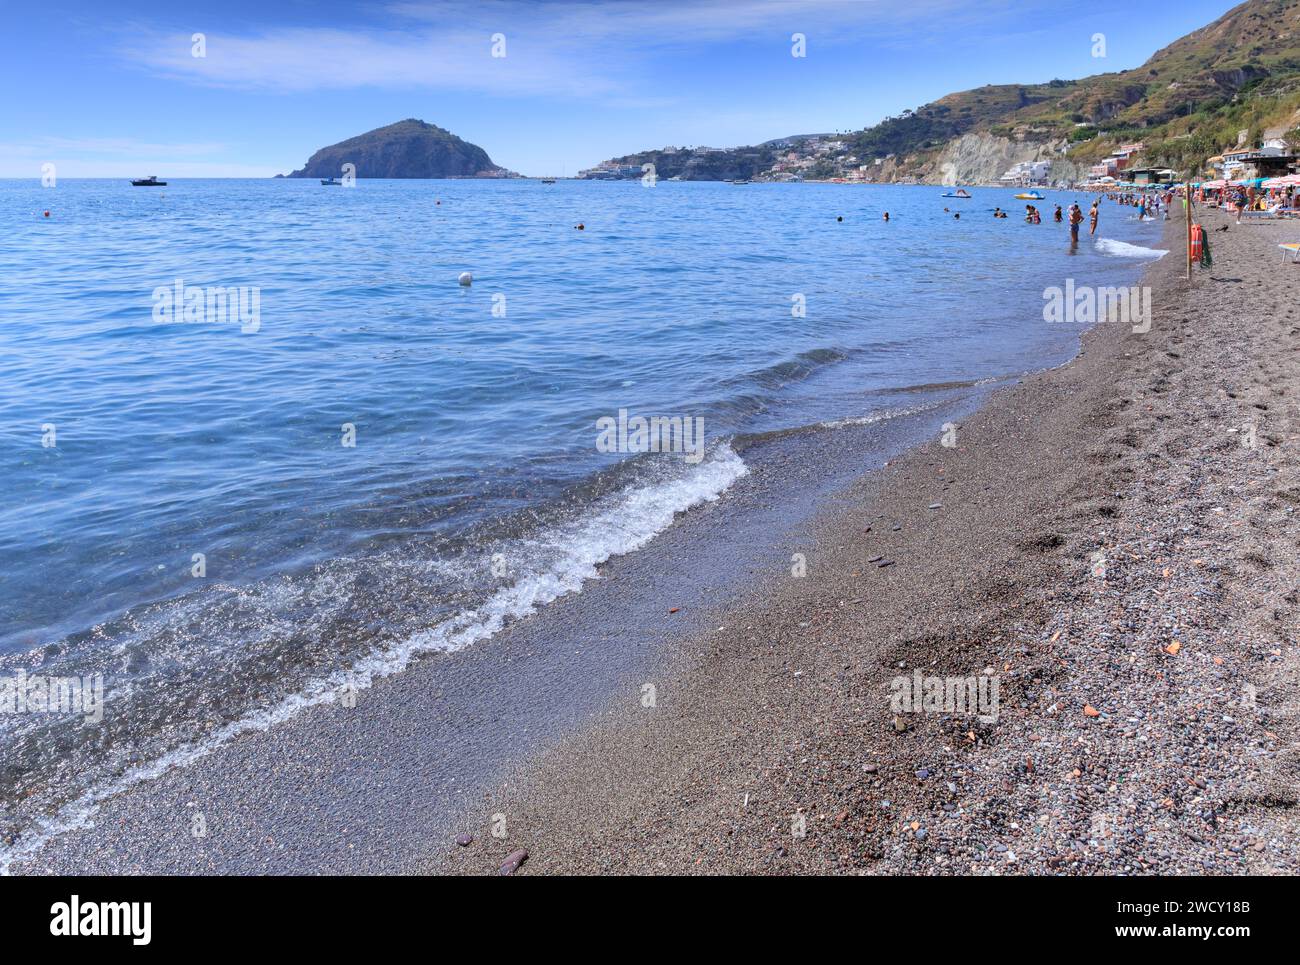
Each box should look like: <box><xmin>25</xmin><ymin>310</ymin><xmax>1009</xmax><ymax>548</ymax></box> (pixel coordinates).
<box><xmin>1207</xmin><ymin>139</ymin><xmax>1296</xmax><ymax>181</ymax></box>
<box><xmin>1124</xmin><ymin>167</ymin><xmax>1179</xmax><ymax>186</ymax></box>
<box><xmin>998</xmin><ymin>160</ymin><xmax>1051</xmax><ymax>186</ymax></box>
<box><xmin>1087</xmin><ymin>142</ymin><xmax>1145</xmax><ymax>182</ymax></box>
<box><xmin>577</xmin><ymin>162</ymin><xmax>643</xmax><ymax>179</ymax></box>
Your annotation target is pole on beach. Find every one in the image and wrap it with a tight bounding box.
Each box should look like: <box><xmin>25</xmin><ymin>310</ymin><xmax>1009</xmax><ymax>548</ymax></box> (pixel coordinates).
<box><xmin>1185</xmin><ymin>185</ymin><xmax>1193</xmax><ymax>280</ymax></box>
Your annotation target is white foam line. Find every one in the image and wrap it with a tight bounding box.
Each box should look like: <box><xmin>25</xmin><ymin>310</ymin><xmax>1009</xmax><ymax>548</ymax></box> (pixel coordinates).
<box><xmin>0</xmin><ymin>446</ymin><xmax>748</xmax><ymax>874</ymax></box>
<box><xmin>1095</xmin><ymin>238</ymin><xmax>1168</xmax><ymax>259</ymax></box>
<box><xmin>819</xmin><ymin>402</ymin><xmax>941</xmax><ymax>430</ymax></box>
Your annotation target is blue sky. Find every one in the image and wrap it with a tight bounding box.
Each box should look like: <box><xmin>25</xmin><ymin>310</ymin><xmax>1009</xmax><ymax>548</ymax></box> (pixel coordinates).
<box><xmin>1</xmin><ymin>0</ymin><xmax>1241</xmax><ymax>177</ymax></box>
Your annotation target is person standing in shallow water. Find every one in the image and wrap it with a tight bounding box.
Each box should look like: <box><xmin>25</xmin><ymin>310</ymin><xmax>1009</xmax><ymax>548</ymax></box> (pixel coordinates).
<box><xmin>1089</xmin><ymin>201</ymin><xmax>1099</xmax><ymax>236</ymax></box>
<box><xmin>1068</xmin><ymin>203</ymin><xmax>1084</xmax><ymax>246</ymax></box>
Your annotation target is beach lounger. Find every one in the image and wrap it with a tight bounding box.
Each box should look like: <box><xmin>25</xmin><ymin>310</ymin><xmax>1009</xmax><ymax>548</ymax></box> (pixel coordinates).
<box><xmin>1242</xmin><ymin>207</ymin><xmax>1300</xmax><ymax>221</ymax></box>
<box><xmin>1280</xmin><ymin>243</ymin><xmax>1300</xmax><ymax>262</ymax></box>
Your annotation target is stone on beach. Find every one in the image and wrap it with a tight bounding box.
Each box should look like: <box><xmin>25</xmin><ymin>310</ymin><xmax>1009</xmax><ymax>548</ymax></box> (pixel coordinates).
<box><xmin>499</xmin><ymin>849</ymin><xmax>529</xmax><ymax>875</ymax></box>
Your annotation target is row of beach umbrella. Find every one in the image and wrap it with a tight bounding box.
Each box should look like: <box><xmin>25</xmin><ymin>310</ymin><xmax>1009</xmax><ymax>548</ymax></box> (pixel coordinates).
<box><xmin>1195</xmin><ymin>175</ymin><xmax>1300</xmax><ymax>190</ymax></box>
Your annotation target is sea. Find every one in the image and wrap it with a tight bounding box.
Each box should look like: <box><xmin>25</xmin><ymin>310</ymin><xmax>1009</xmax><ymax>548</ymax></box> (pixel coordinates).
<box><xmin>0</xmin><ymin>177</ymin><xmax>1168</xmax><ymax>860</ymax></box>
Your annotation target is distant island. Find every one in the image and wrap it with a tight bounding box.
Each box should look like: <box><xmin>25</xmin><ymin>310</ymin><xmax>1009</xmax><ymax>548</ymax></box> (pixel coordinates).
<box><xmin>281</xmin><ymin>119</ymin><xmax>514</xmax><ymax>179</ymax></box>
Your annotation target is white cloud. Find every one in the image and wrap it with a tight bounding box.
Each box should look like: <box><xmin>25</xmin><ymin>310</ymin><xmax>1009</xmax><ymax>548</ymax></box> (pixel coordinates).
<box><xmin>119</xmin><ymin>23</ymin><xmax>625</xmax><ymax>96</ymax></box>
<box><xmin>116</xmin><ymin>0</ymin><xmax>990</xmax><ymax>96</ymax></box>
<box><xmin>388</xmin><ymin>0</ymin><xmax>974</xmax><ymax>44</ymax></box>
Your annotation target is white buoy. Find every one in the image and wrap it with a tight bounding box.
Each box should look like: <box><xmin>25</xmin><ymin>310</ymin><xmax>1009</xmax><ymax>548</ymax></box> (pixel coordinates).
<box><xmin>458</xmin><ymin>272</ymin><xmax>473</xmax><ymax>286</ymax></box>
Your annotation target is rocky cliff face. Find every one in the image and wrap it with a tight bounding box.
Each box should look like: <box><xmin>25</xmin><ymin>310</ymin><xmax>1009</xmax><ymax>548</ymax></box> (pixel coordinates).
<box><xmin>918</xmin><ymin>132</ymin><xmax>1081</xmax><ymax>185</ymax></box>
<box><xmin>286</xmin><ymin>119</ymin><xmax>504</xmax><ymax>179</ymax></box>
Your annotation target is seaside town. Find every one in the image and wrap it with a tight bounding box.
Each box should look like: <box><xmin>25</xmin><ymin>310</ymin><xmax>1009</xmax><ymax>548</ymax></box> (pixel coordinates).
<box><xmin>579</xmin><ymin>131</ymin><xmax>1299</xmax><ymax>200</ymax></box>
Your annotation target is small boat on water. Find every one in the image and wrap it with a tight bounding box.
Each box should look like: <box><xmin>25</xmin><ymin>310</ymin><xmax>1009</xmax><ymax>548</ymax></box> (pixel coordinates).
<box><xmin>541</xmin><ymin>178</ymin><xmax>556</xmax><ymax>184</ymax></box>
<box><xmin>131</xmin><ymin>176</ymin><xmax>166</xmax><ymax>187</ymax></box>
<box><xmin>941</xmin><ymin>189</ymin><xmax>972</xmax><ymax>198</ymax></box>
<box><xmin>1015</xmin><ymin>191</ymin><xmax>1045</xmax><ymax>200</ymax></box>
<box><xmin>320</xmin><ymin>177</ymin><xmax>342</xmax><ymax>185</ymax></box>
<box><xmin>730</xmin><ymin>178</ymin><xmax>752</xmax><ymax>185</ymax></box>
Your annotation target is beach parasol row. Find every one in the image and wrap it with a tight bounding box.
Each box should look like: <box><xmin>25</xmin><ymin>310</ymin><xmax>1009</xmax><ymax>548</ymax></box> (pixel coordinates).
<box><xmin>1196</xmin><ymin>176</ymin><xmax>1299</xmax><ymax>189</ymax></box>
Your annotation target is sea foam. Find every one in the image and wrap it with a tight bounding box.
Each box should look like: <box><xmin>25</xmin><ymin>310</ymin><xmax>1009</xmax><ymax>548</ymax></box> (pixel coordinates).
<box><xmin>0</xmin><ymin>445</ymin><xmax>748</xmax><ymax>873</ymax></box>
<box><xmin>1096</xmin><ymin>238</ymin><xmax>1169</xmax><ymax>259</ymax></box>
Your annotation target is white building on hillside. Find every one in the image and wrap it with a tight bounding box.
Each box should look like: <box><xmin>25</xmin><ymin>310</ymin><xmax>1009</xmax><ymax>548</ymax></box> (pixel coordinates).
<box><xmin>998</xmin><ymin>160</ymin><xmax>1051</xmax><ymax>185</ymax></box>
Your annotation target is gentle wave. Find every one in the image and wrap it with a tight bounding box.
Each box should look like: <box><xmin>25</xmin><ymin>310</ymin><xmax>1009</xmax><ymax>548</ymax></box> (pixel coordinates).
<box><xmin>0</xmin><ymin>445</ymin><xmax>748</xmax><ymax>873</ymax></box>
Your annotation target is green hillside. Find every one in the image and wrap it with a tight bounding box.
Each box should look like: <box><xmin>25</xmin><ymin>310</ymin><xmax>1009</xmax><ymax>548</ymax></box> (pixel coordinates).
<box><xmin>853</xmin><ymin>0</ymin><xmax>1300</xmax><ymax>174</ymax></box>
<box><xmin>591</xmin><ymin>0</ymin><xmax>1300</xmax><ymax>181</ymax></box>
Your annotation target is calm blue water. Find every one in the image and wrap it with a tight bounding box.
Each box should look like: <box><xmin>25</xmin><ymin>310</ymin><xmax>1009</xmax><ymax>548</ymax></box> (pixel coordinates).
<box><xmin>0</xmin><ymin>178</ymin><xmax>1164</xmax><ymax>835</ymax></box>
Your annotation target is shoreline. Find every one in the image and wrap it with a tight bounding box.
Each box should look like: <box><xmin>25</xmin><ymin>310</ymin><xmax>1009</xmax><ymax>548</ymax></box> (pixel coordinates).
<box><xmin>4</xmin><ymin>354</ymin><xmax>996</xmax><ymax>873</ymax></box>
<box><xmin>434</xmin><ymin>211</ymin><xmax>1300</xmax><ymax>874</ymax></box>
<box><xmin>7</xmin><ymin>210</ymin><xmax>1295</xmax><ymax>876</ymax></box>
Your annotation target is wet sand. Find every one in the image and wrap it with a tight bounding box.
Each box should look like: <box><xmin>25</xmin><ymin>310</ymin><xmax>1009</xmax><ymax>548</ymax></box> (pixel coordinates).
<box><xmin>435</xmin><ymin>211</ymin><xmax>1300</xmax><ymax>875</ymax></box>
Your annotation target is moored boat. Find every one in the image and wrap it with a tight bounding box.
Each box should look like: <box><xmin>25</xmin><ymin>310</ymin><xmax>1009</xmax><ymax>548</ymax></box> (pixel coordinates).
<box><xmin>130</xmin><ymin>176</ymin><xmax>166</xmax><ymax>187</ymax></box>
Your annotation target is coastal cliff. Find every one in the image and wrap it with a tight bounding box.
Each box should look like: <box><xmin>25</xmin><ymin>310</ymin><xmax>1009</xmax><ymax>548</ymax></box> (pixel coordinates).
<box><xmin>929</xmin><ymin>132</ymin><xmax>1083</xmax><ymax>186</ymax></box>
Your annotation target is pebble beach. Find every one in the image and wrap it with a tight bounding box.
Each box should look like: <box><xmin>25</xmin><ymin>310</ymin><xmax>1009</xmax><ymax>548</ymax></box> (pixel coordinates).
<box><xmin>437</xmin><ymin>210</ymin><xmax>1300</xmax><ymax>875</ymax></box>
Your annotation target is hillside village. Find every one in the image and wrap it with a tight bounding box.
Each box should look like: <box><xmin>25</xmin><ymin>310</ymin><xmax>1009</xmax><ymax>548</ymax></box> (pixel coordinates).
<box><xmin>579</xmin><ymin>129</ymin><xmax>1297</xmax><ymax>188</ymax></box>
